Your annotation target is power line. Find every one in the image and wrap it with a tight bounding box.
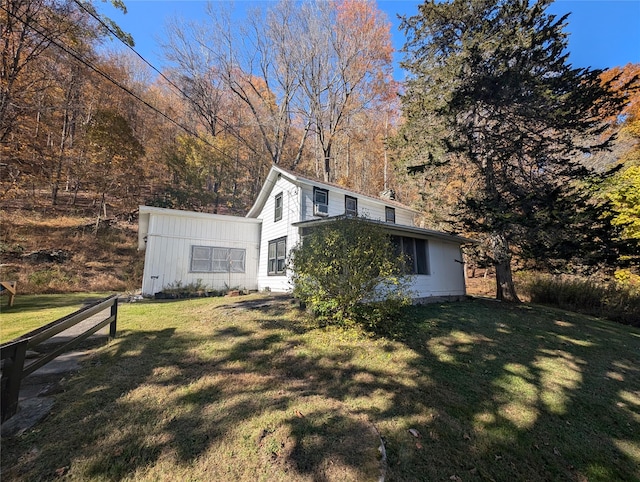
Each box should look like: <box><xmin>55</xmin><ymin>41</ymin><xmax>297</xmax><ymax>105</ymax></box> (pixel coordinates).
<box><xmin>72</xmin><ymin>0</ymin><xmax>185</xmax><ymax>94</ymax></box>
<box><xmin>0</xmin><ymin>2</ymin><xmax>236</xmax><ymax>160</ymax></box>
<box><xmin>72</xmin><ymin>0</ymin><xmax>246</xmax><ymax>144</ymax></box>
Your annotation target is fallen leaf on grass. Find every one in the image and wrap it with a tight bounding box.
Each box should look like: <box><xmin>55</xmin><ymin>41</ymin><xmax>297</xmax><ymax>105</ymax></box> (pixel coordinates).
<box><xmin>416</xmin><ymin>442</ymin><xmax>423</xmax><ymax>449</ymax></box>
<box><xmin>409</xmin><ymin>428</ymin><xmax>421</xmax><ymax>438</ymax></box>
<box><xmin>295</xmin><ymin>410</ymin><xmax>305</xmax><ymax>418</ymax></box>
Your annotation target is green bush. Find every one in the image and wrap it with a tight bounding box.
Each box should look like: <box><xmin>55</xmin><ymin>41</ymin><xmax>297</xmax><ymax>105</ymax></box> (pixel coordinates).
<box><xmin>523</xmin><ymin>274</ymin><xmax>640</xmax><ymax>326</ymax></box>
<box><xmin>289</xmin><ymin>217</ymin><xmax>412</xmax><ymax>333</ymax></box>
<box><xmin>27</xmin><ymin>267</ymin><xmax>74</xmax><ymax>288</ymax></box>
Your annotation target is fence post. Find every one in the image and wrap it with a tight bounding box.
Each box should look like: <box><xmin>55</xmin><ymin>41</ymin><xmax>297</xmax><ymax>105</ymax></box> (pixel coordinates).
<box><xmin>1</xmin><ymin>338</ymin><xmax>28</xmax><ymax>422</ymax></box>
<box><xmin>109</xmin><ymin>297</ymin><xmax>118</xmax><ymax>338</ymax></box>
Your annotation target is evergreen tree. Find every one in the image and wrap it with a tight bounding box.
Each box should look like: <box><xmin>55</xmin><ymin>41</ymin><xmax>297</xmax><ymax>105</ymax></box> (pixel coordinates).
<box><xmin>398</xmin><ymin>0</ymin><xmax>626</xmax><ymax>301</ymax></box>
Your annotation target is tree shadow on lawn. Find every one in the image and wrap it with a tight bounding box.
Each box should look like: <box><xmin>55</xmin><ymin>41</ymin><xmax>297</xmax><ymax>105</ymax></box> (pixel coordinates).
<box><xmin>0</xmin><ymin>308</ymin><xmax>383</xmax><ymax>481</ymax></box>
<box><xmin>1</xmin><ymin>297</ymin><xmax>638</xmax><ymax>481</ymax></box>
<box><xmin>380</xmin><ymin>300</ymin><xmax>640</xmax><ymax>481</ymax></box>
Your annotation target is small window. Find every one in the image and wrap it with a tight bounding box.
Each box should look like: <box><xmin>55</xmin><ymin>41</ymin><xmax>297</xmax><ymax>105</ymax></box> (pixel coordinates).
<box><xmin>385</xmin><ymin>206</ymin><xmax>395</xmax><ymax>223</ymax></box>
<box><xmin>415</xmin><ymin>238</ymin><xmax>429</xmax><ymax>274</ymax></box>
<box><xmin>314</xmin><ymin>187</ymin><xmax>329</xmax><ymax>216</ymax></box>
<box><xmin>268</xmin><ymin>237</ymin><xmax>287</xmax><ymax>275</ymax></box>
<box><xmin>190</xmin><ymin>246</ymin><xmax>246</xmax><ymax>273</ymax></box>
<box><xmin>274</xmin><ymin>192</ymin><xmax>283</xmax><ymax>222</ymax></box>
<box><xmin>345</xmin><ymin>195</ymin><xmax>357</xmax><ymax>216</ymax></box>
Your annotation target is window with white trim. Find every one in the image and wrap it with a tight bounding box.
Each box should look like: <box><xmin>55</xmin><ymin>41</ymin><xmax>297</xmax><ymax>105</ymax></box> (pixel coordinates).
<box><xmin>274</xmin><ymin>192</ymin><xmax>283</xmax><ymax>222</ymax></box>
<box><xmin>313</xmin><ymin>187</ymin><xmax>329</xmax><ymax>216</ymax></box>
<box><xmin>345</xmin><ymin>195</ymin><xmax>358</xmax><ymax>216</ymax></box>
<box><xmin>190</xmin><ymin>246</ymin><xmax>246</xmax><ymax>273</ymax></box>
<box><xmin>385</xmin><ymin>206</ymin><xmax>396</xmax><ymax>223</ymax></box>
<box><xmin>268</xmin><ymin>237</ymin><xmax>287</xmax><ymax>275</ymax></box>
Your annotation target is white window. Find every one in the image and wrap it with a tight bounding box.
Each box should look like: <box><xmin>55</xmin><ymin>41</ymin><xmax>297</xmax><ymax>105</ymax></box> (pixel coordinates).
<box><xmin>314</xmin><ymin>187</ymin><xmax>329</xmax><ymax>216</ymax></box>
<box><xmin>345</xmin><ymin>195</ymin><xmax>358</xmax><ymax>216</ymax></box>
<box><xmin>268</xmin><ymin>237</ymin><xmax>287</xmax><ymax>275</ymax></box>
<box><xmin>274</xmin><ymin>192</ymin><xmax>283</xmax><ymax>222</ymax></box>
<box><xmin>190</xmin><ymin>246</ymin><xmax>246</xmax><ymax>273</ymax></box>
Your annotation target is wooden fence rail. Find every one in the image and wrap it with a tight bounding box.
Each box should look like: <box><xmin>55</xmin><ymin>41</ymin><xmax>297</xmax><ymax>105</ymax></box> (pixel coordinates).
<box><xmin>0</xmin><ymin>294</ymin><xmax>118</xmax><ymax>423</ymax></box>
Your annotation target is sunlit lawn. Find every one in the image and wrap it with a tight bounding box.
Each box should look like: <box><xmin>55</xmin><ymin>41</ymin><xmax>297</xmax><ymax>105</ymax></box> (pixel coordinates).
<box><xmin>1</xmin><ymin>294</ymin><xmax>639</xmax><ymax>481</ymax></box>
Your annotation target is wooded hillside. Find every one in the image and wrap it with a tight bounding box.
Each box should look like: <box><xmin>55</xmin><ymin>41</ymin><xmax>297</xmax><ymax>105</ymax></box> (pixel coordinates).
<box><xmin>1</xmin><ymin>0</ymin><xmax>638</xmax><ymax>299</ymax></box>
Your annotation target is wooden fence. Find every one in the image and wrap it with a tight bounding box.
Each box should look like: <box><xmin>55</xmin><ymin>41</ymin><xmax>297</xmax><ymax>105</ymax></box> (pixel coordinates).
<box><xmin>0</xmin><ymin>295</ymin><xmax>118</xmax><ymax>423</ymax></box>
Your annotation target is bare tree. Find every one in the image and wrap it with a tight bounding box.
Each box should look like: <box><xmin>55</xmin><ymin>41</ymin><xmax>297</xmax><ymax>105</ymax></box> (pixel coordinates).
<box><xmin>162</xmin><ymin>0</ymin><xmax>394</xmax><ymax>182</ymax></box>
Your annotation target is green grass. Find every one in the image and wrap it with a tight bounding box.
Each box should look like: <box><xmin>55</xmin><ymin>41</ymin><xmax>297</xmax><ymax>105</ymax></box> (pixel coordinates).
<box><xmin>0</xmin><ymin>292</ymin><xmax>117</xmax><ymax>342</ymax></box>
<box><xmin>1</xmin><ymin>294</ymin><xmax>639</xmax><ymax>481</ymax></box>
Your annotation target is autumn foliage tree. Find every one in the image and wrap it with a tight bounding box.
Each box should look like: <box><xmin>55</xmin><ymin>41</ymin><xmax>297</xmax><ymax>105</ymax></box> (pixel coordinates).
<box><xmin>0</xmin><ymin>0</ymin><xmax>138</xmax><ymax>205</ymax></box>
<box><xmin>162</xmin><ymin>0</ymin><xmax>396</xmax><ymax>189</ymax></box>
<box><xmin>85</xmin><ymin>109</ymin><xmax>144</xmax><ymax>223</ymax></box>
<box><xmin>597</xmin><ymin>64</ymin><xmax>640</xmax><ymax>275</ymax></box>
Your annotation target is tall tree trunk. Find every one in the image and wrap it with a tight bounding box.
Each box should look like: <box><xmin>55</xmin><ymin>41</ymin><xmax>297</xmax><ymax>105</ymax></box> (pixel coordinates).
<box><xmin>490</xmin><ymin>232</ymin><xmax>520</xmax><ymax>302</ymax></box>
<box><xmin>323</xmin><ymin>157</ymin><xmax>330</xmax><ymax>183</ymax></box>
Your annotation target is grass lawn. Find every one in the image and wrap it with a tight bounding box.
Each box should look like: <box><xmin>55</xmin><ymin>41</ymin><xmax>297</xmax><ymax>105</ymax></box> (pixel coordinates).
<box><xmin>0</xmin><ymin>292</ymin><xmax>118</xmax><ymax>342</ymax></box>
<box><xmin>1</xmin><ymin>294</ymin><xmax>639</xmax><ymax>481</ymax></box>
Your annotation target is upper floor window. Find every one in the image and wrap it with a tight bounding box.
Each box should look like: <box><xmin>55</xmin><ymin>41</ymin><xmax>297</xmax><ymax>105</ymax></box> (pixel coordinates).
<box><xmin>314</xmin><ymin>187</ymin><xmax>329</xmax><ymax>216</ymax></box>
<box><xmin>385</xmin><ymin>206</ymin><xmax>395</xmax><ymax>223</ymax></box>
<box><xmin>274</xmin><ymin>192</ymin><xmax>283</xmax><ymax>222</ymax></box>
<box><xmin>345</xmin><ymin>195</ymin><xmax>358</xmax><ymax>216</ymax></box>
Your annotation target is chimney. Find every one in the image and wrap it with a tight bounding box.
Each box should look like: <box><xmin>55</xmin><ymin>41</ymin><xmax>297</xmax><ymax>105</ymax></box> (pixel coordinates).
<box><xmin>379</xmin><ymin>189</ymin><xmax>396</xmax><ymax>201</ymax></box>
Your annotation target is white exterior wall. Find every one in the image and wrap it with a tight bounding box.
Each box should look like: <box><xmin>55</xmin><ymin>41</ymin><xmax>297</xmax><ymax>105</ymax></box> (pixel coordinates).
<box><xmin>406</xmin><ymin>239</ymin><xmax>466</xmax><ymax>298</ymax></box>
<box><xmin>255</xmin><ymin>176</ymin><xmax>301</xmax><ymax>292</ymax></box>
<box><xmin>139</xmin><ymin>167</ymin><xmax>471</xmax><ymax>299</ymax></box>
<box><xmin>141</xmin><ymin>209</ymin><xmax>261</xmax><ymax>296</ymax></box>
<box><xmin>299</xmin><ymin>184</ymin><xmax>415</xmax><ymax>225</ymax></box>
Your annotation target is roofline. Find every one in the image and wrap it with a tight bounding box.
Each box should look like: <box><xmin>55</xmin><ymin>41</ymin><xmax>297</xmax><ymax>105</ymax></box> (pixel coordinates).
<box><xmin>246</xmin><ymin>165</ymin><xmax>419</xmax><ymax>218</ymax></box>
<box><xmin>291</xmin><ymin>215</ymin><xmax>478</xmax><ymax>245</ymax></box>
<box><xmin>140</xmin><ymin>205</ymin><xmax>262</xmax><ymax>224</ymax></box>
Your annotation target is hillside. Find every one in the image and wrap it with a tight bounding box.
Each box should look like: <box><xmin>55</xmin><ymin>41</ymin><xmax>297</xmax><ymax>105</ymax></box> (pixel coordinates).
<box><xmin>0</xmin><ymin>191</ymin><xmax>142</xmax><ymax>295</ymax></box>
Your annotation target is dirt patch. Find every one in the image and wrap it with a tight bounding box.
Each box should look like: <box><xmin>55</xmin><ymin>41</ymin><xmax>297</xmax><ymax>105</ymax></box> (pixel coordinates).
<box><xmin>0</xmin><ymin>207</ymin><xmax>142</xmax><ymax>294</ymax></box>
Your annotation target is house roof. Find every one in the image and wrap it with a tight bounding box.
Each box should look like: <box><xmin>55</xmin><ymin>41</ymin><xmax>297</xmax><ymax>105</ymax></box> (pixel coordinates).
<box><xmin>246</xmin><ymin>165</ymin><xmax>419</xmax><ymax>218</ymax></box>
<box><xmin>140</xmin><ymin>205</ymin><xmax>262</xmax><ymax>224</ymax></box>
<box><xmin>292</xmin><ymin>216</ymin><xmax>478</xmax><ymax>245</ymax></box>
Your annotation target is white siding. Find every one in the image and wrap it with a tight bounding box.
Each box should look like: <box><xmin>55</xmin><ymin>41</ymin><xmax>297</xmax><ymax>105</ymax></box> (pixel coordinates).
<box><xmin>299</xmin><ymin>184</ymin><xmax>415</xmax><ymax>225</ymax></box>
<box><xmin>255</xmin><ymin>176</ymin><xmax>301</xmax><ymax>292</ymax></box>
<box><xmin>140</xmin><ymin>169</ymin><xmax>471</xmax><ymax>300</ymax></box>
<box><xmin>406</xmin><ymin>239</ymin><xmax>466</xmax><ymax>298</ymax></box>
<box><xmin>141</xmin><ymin>209</ymin><xmax>261</xmax><ymax>296</ymax></box>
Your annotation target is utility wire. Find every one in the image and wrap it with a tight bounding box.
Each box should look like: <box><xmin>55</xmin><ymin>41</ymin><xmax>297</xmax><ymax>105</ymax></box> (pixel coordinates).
<box><xmin>72</xmin><ymin>0</ymin><xmax>187</xmax><ymax>96</ymax></box>
<box><xmin>0</xmin><ymin>2</ymin><xmax>235</xmax><ymax>160</ymax></box>
<box><xmin>72</xmin><ymin>0</ymin><xmax>249</xmax><ymax>146</ymax></box>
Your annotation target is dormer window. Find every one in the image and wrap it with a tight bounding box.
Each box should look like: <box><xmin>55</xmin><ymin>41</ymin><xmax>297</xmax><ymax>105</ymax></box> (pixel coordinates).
<box><xmin>345</xmin><ymin>195</ymin><xmax>357</xmax><ymax>216</ymax></box>
<box><xmin>274</xmin><ymin>192</ymin><xmax>283</xmax><ymax>222</ymax></box>
<box><xmin>385</xmin><ymin>206</ymin><xmax>395</xmax><ymax>223</ymax></box>
<box><xmin>314</xmin><ymin>187</ymin><xmax>329</xmax><ymax>216</ymax></box>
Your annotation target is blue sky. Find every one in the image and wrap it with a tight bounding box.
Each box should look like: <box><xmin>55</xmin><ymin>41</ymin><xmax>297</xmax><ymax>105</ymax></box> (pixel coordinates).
<box><xmin>99</xmin><ymin>0</ymin><xmax>640</xmax><ymax>80</ymax></box>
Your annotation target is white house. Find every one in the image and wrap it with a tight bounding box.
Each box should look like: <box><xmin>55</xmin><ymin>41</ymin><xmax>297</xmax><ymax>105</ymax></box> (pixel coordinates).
<box><xmin>138</xmin><ymin>165</ymin><xmax>475</xmax><ymax>301</ymax></box>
